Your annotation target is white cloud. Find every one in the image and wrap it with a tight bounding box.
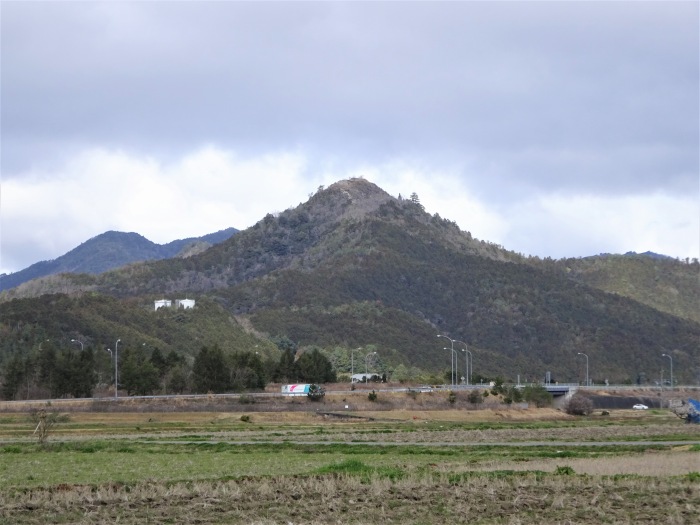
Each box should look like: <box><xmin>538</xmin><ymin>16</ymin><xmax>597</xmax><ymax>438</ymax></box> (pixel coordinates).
<box><xmin>1</xmin><ymin>147</ymin><xmax>319</xmax><ymax>273</ymax></box>
<box><xmin>505</xmin><ymin>192</ymin><xmax>700</xmax><ymax>260</ymax></box>
<box><xmin>2</xmin><ymin>147</ymin><xmax>698</xmax><ymax>275</ymax></box>
<box><xmin>364</xmin><ymin>163</ymin><xmax>510</xmax><ymax>245</ymax></box>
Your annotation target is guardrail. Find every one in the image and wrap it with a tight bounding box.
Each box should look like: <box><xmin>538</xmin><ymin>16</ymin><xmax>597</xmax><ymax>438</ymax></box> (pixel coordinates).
<box><xmin>0</xmin><ymin>383</ymin><xmax>697</xmax><ymax>407</ymax></box>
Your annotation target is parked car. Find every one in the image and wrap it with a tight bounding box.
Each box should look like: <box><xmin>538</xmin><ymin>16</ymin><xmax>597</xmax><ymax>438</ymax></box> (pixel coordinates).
<box><xmin>632</xmin><ymin>404</ymin><xmax>649</xmax><ymax>410</ymax></box>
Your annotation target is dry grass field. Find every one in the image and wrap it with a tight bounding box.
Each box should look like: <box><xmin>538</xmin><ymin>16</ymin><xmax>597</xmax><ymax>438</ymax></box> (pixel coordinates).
<box><xmin>0</xmin><ymin>395</ymin><xmax>698</xmax><ymax>524</ymax></box>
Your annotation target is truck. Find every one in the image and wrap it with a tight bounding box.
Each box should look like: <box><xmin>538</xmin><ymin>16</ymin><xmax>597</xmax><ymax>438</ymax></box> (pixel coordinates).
<box><xmin>281</xmin><ymin>383</ymin><xmax>325</xmax><ymax>399</ymax></box>
<box><xmin>281</xmin><ymin>384</ymin><xmax>312</xmax><ymax>396</ymax></box>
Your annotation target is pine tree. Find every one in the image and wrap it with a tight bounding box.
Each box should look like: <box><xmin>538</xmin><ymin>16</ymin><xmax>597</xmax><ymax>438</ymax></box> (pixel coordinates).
<box><xmin>192</xmin><ymin>345</ymin><xmax>229</xmax><ymax>393</ymax></box>
<box><xmin>409</xmin><ymin>192</ymin><xmax>424</xmax><ymax>211</ymax></box>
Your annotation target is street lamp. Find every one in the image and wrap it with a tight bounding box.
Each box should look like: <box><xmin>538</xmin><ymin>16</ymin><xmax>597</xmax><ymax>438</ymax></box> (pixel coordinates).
<box><xmin>114</xmin><ymin>338</ymin><xmax>121</xmax><ymax>398</ymax></box>
<box><xmin>457</xmin><ymin>340</ymin><xmax>471</xmax><ymax>386</ymax></box>
<box><xmin>437</xmin><ymin>334</ymin><xmax>456</xmax><ymax>385</ymax></box>
<box><xmin>440</xmin><ymin>345</ymin><xmax>457</xmax><ymax>385</ymax></box>
<box><xmin>365</xmin><ymin>352</ymin><xmax>377</xmax><ymax>374</ymax></box>
<box><xmin>71</xmin><ymin>339</ymin><xmax>84</xmax><ymax>351</ymax></box>
<box><xmin>105</xmin><ymin>347</ymin><xmax>112</xmax><ymax>393</ymax></box>
<box><xmin>661</xmin><ymin>353</ymin><xmax>673</xmax><ymax>390</ymax></box>
<box><xmin>577</xmin><ymin>352</ymin><xmax>589</xmax><ymax>386</ymax></box>
<box><xmin>351</xmin><ymin>347</ymin><xmax>362</xmax><ymax>379</ymax></box>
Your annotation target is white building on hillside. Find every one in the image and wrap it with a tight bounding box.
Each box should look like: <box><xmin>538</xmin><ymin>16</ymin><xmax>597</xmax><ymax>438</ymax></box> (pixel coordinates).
<box><xmin>154</xmin><ymin>298</ymin><xmax>196</xmax><ymax>310</ymax></box>
<box><xmin>154</xmin><ymin>299</ymin><xmax>172</xmax><ymax>311</ymax></box>
<box><xmin>176</xmin><ymin>299</ymin><xmax>196</xmax><ymax>309</ymax></box>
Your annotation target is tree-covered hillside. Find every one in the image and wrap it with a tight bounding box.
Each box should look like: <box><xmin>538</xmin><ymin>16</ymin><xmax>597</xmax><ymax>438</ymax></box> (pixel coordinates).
<box><xmin>1</xmin><ymin>179</ymin><xmax>698</xmax><ymax>389</ymax></box>
<box><xmin>550</xmin><ymin>254</ymin><xmax>700</xmax><ymax>324</ymax></box>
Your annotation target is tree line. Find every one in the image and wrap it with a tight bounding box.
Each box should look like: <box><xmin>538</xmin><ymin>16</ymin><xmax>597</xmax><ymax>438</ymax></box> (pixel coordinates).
<box><xmin>0</xmin><ymin>338</ymin><xmax>336</xmax><ymax>400</ymax></box>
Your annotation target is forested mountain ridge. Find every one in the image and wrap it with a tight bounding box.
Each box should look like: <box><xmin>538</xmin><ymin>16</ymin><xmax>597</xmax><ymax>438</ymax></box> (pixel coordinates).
<box><xmin>1</xmin><ymin>178</ymin><xmax>698</xmax><ymax>388</ymax></box>
<box><xmin>0</xmin><ymin>180</ymin><xmax>523</xmax><ymax>299</ymax></box>
<box><xmin>549</xmin><ymin>254</ymin><xmax>700</xmax><ymax>324</ymax></box>
<box><xmin>0</xmin><ymin>228</ymin><xmax>238</xmax><ymax>292</ymax></box>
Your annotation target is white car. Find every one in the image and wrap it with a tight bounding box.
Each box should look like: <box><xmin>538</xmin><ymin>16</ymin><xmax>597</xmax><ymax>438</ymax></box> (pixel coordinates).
<box><xmin>632</xmin><ymin>404</ymin><xmax>649</xmax><ymax>410</ymax></box>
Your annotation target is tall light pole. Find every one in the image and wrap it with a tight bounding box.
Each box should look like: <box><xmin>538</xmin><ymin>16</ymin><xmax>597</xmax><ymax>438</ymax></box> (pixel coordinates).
<box><xmin>351</xmin><ymin>347</ymin><xmax>362</xmax><ymax>380</ymax></box>
<box><xmin>661</xmin><ymin>353</ymin><xmax>673</xmax><ymax>390</ymax></box>
<box><xmin>467</xmin><ymin>349</ymin><xmax>473</xmax><ymax>385</ymax></box>
<box><xmin>457</xmin><ymin>340</ymin><xmax>471</xmax><ymax>385</ymax></box>
<box><xmin>437</xmin><ymin>335</ymin><xmax>456</xmax><ymax>386</ymax></box>
<box><xmin>365</xmin><ymin>352</ymin><xmax>377</xmax><ymax>374</ymax></box>
<box><xmin>442</xmin><ymin>346</ymin><xmax>457</xmax><ymax>385</ymax></box>
<box><xmin>577</xmin><ymin>352</ymin><xmax>589</xmax><ymax>387</ymax></box>
<box><xmin>71</xmin><ymin>339</ymin><xmax>84</xmax><ymax>351</ymax></box>
<box><xmin>105</xmin><ymin>347</ymin><xmax>112</xmax><ymax>394</ymax></box>
<box><xmin>114</xmin><ymin>338</ymin><xmax>121</xmax><ymax>398</ymax></box>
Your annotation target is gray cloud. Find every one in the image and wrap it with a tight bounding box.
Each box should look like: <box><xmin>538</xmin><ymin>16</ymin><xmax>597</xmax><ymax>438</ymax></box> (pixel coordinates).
<box><xmin>1</xmin><ymin>1</ymin><xmax>698</xmax><ymax>271</ymax></box>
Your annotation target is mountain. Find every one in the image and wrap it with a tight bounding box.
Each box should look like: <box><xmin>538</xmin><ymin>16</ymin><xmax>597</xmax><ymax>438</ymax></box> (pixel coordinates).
<box><xmin>551</xmin><ymin>253</ymin><xmax>700</xmax><ymax>325</ymax></box>
<box><xmin>0</xmin><ymin>228</ymin><xmax>238</xmax><ymax>292</ymax></box>
<box><xmin>1</xmin><ymin>179</ymin><xmax>698</xmax><ymax>386</ymax></box>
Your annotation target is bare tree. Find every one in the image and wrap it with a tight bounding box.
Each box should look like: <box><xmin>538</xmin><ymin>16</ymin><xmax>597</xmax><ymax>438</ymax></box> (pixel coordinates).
<box><xmin>564</xmin><ymin>393</ymin><xmax>594</xmax><ymax>416</ymax></box>
<box><xmin>30</xmin><ymin>408</ymin><xmax>67</xmax><ymax>444</ymax></box>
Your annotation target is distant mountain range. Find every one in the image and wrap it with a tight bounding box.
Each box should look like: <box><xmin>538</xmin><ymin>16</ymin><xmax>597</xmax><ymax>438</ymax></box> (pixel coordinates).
<box><xmin>0</xmin><ymin>228</ymin><xmax>238</xmax><ymax>292</ymax></box>
<box><xmin>1</xmin><ymin>178</ymin><xmax>697</xmax><ymax>385</ymax></box>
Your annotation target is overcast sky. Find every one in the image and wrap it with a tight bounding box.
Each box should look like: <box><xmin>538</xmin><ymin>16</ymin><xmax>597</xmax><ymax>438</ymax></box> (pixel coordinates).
<box><xmin>2</xmin><ymin>1</ymin><xmax>698</xmax><ymax>275</ymax></box>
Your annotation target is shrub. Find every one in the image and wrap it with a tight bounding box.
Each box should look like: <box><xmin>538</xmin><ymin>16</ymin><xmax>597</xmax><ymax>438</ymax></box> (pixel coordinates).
<box><xmin>490</xmin><ymin>378</ymin><xmax>505</xmax><ymax>396</ymax></box>
<box><xmin>521</xmin><ymin>385</ymin><xmax>553</xmax><ymax>408</ymax></box>
<box><xmin>565</xmin><ymin>393</ymin><xmax>594</xmax><ymax>416</ymax></box>
<box><xmin>447</xmin><ymin>391</ymin><xmax>456</xmax><ymax>404</ymax></box>
<box><xmin>239</xmin><ymin>395</ymin><xmax>256</xmax><ymax>405</ymax></box>
<box><xmin>467</xmin><ymin>390</ymin><xmax>483</xmax><ymax>404</ymax></box>
<box><xmin>368</xmin><ymin>390</ymin><xmax>378</xmax><ymax>402</ymax></box>
<box><xmin>240</xmin><ymin>415</ymin><xmax>251</xmax><ymax>423</ymax></box>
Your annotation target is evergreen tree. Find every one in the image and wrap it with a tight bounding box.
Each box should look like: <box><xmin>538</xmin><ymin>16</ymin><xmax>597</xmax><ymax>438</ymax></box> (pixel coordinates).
<box><xmin>165</xmin><ymin>350</ymin><xmax>186</xmax><ymax>369</ymax></box>
<box><xmin>192</xmin><ymin>345</ymin><xmax>229</xmax><ymax>393</ymax></box>
<box><xmin>53</xmin><ymin>349</ymin><xmax>75</xmax><ymax>398</ymax></box>
<box><xmin>297</xmin><ymin>348</ymin><xmax>337</xmax><ymax>384</ymax></box>
<box><xmin>273</xmin><ymin>336</ymin><xmax>298</xmax><ymax>354</ymax></box>
<box><xmin>48</xmin><ymin>348</ymin><xmax>95</xmax><ymax>399</ymax></box>
<box><xmin>70</xmin><ymin>347</ymin><xmax>97</xmax><ymax>398</ymax></box>
<box><xmin>149</xmin><ymin>347</ymin><xmax>169</xmax><ymax>376</ymax></box>
<box><xmin>37</xmin><ymin>343</ymin><xmax>57</xmax><ymax>396</ymax></box>
<box><xmin>1</xmin><ymin>353</ymin><xmax>27</xmax><ymax>400</ymax></box>
<box><xmin>409</xmin><ymin>192</ymin><xmax>424</xmax><ymax>211</ymax></box>
<box><xmin>165</xmin><ymin>365</ymin><xmax>190</xmax><ymax>394</ymax></box>
<box><xmin>120</xmin><ymin>346</ymin><xmax>160</xmax><ymax>396</ymax></box>
<box><xmin>275</xmin><ymin>348</ymin><xmax>300</xmax><ymax>383</ymax></box>
<box><xmin>229</xmin><ymin>351</ymin><xmax>267</xmax><ymax>391</ymax></box>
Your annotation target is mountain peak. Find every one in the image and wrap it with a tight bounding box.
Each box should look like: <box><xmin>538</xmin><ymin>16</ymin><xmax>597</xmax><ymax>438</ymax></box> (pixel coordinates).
<box><xmin>307</xmin><ymin>178</ymin><xmax>395</xmax><ymax>222</ymax></box>
<box><xmin>0</xmin><ymin>228</ymin><xmax>237</xmax><ymax>293</ymax></box>
<box><xmin>326</xmin><ymin>177</ymin><xmax>390</xmax><ymax>199</ymax></box>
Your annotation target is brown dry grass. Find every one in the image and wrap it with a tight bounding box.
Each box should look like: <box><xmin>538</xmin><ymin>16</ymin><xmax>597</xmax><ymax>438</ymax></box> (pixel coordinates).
<box><xmin>453</xmin><ymin>450</ymin><xmax>700</xmax><ymax>476</ymax></box>
<box><xmin>1</xmin><ymin>470</ymin><xmax>697</xmax><ymax>524</ymax></box>
<box><xmin>9</xmin><ymin>407</ymin><xmax>567</xmax><ymax>425</ymax></box>
<box><xmin>1</xmin><ymin>399</ymin><xmax>699</xmax><ymax>524</ymax></box>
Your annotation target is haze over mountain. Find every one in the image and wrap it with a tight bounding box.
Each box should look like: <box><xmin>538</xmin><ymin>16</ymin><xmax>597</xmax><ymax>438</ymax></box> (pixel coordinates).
<box><xmin>0</xmin><ymin>228</ymin><xmax>237</xmax><ymax>292</ymax></box>
<box><xmin>1</xmin><ymin>179</ymin><xmax>698</xmax><ymax>386</ymax></box>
